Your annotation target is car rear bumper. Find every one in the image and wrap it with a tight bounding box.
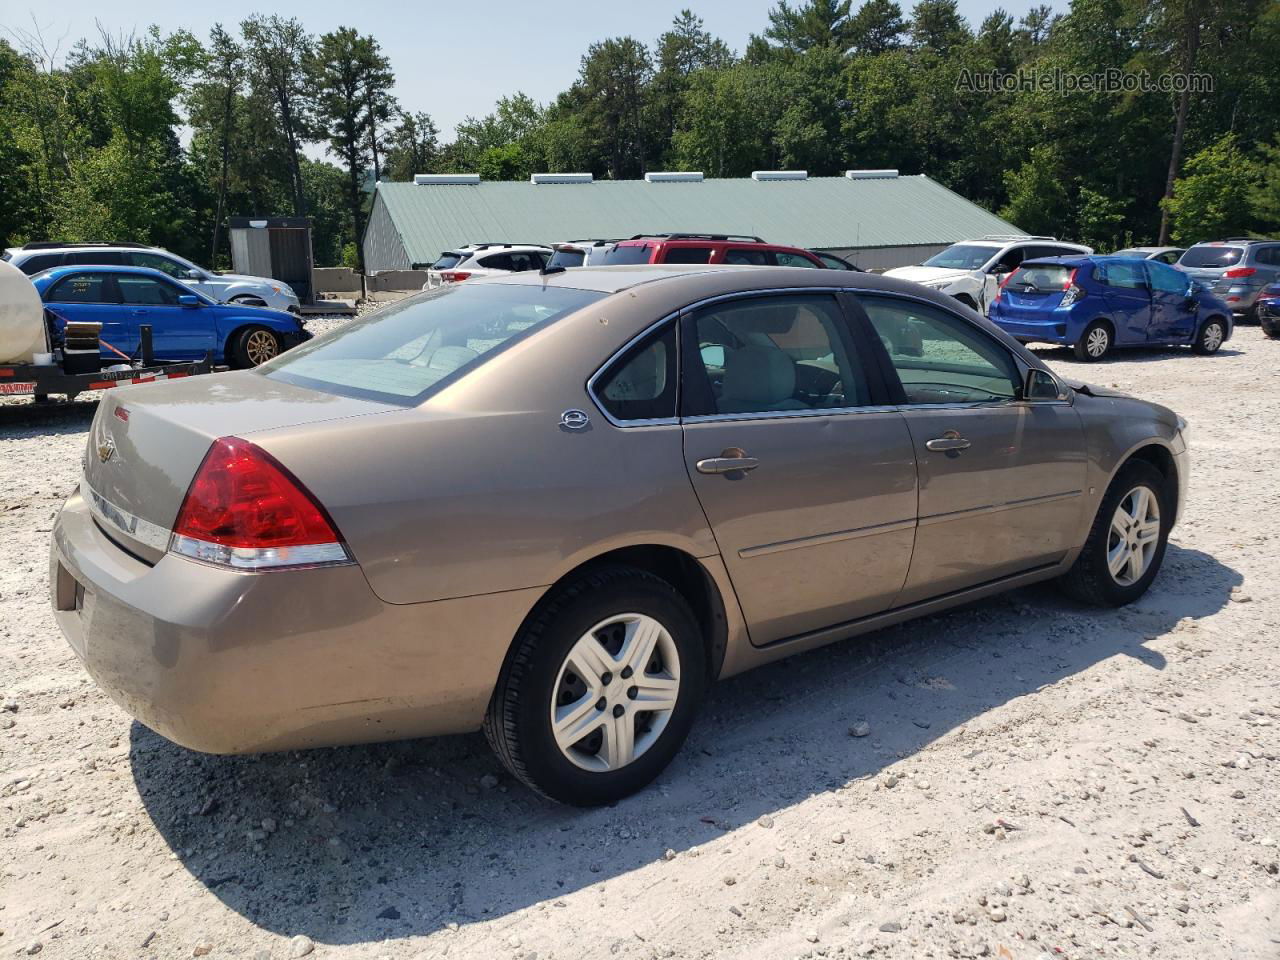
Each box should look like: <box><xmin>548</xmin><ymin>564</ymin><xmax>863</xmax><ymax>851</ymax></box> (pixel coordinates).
<box><xmin>990</xmin><ymin>316</ymin><xmax>1070</xmax><ymax>344</ymax></box>
<box><xmin>50</xmin><ymin>489</ymin><xmax>542</xmax><ymax>754</ymax></box>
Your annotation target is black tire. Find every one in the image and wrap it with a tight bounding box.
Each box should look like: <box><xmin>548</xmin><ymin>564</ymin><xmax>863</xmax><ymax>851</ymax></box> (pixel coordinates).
<box><xmin>1192</xmin><ymin>317</ymin><xmax>1226</xmax><ymax>355</ymax></box>
<box><xmin>1073</xmin><ymin>320</ymin><xmax>1112</xmax><ymax>362</ymax></box>
<box><xmin>1059</xmin><ymin>461</ymin><xmax>1171</xmax><ymax>607</ymax></box>
<box><xmin>484</xmin><ymin>565</ymin><xmax>706</xmax><ymax>806</ymax></box>
<box><xmin>1263</xmin><ymin>318</ymin><xmax>1280</xmax><ymax>340</ymax></box>
<box><xmin>230</xmin><ymin>326</ymin><xmax>281</xmax><ymax>368</ymax></box>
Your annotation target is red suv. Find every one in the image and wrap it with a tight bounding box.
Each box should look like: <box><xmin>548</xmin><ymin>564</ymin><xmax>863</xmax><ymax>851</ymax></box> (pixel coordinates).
<box><xmin>599</xmin><ymin>233</ymin><xmax>830</xmax><ymax>268</ymax></box>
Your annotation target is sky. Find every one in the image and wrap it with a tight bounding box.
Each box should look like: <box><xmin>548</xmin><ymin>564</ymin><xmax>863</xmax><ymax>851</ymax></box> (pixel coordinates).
<box><xmin>1</xmin><ymin>0</ymin><xmax>1064</xmax><ymax>145</ymax></box>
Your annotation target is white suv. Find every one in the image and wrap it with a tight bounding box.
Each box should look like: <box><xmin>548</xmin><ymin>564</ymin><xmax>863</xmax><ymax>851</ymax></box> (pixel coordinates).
<box><xmin>885</xmin><ymin>235</ymin><xmax>1093</xmax><ymax>314</ymax></box>
<box><xmin>546</xmin><ymin>240</ymin><xmax>619</xmax><ymax>268</ymax></box>
<box><xmin>422</xmin><ymin>243</ymin><xmax>552</xmax><ymax>289</ymax></box>
<box><xmin>1</xmin><ymin>242</ymin><xmax>300</xmax><ymax>312</ymax></box>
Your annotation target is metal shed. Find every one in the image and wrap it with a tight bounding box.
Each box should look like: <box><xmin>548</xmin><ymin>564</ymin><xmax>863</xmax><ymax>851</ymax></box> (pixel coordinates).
<box><xmin>228</xmin><ymin>216</ymin><xmax>316</xmax><ymax>304</ymax></box>
<box><xmin>361</xmin><ymin>171</ymin><xmax>1022</xmax><ymax>273</ymax></box>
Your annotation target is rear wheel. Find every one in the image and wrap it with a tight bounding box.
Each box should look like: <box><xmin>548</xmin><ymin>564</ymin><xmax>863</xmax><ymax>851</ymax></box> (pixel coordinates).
<box><xmin>231</xmin><ymin>326</ymin><xmax>281</xmax><ymax>367</ymax></box>
<box><xmin>484</xmin><ymin>566</ymin><xmax>706</xmax><ymax>806</ymax></box>
<box><xmin>1192</xmin><ymin>317</ymin><xmax>1225</xmax><ymax>354</ymax></box>
<box><xmin>1060</xmin><ymin>461</ymin><xmax>1171</xmax><ymax>607</ymax></box>
<box><xmin>1074</xmin><ymin>320</ymin><xmax>1112</xmax><ymax>362</ymax></box>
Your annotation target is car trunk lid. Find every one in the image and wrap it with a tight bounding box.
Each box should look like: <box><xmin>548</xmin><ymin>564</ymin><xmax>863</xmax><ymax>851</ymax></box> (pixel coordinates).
<box><xmin>81</xmin><ymin>371</ymin><xmax>392</xmax><ymax>563</ymax></box>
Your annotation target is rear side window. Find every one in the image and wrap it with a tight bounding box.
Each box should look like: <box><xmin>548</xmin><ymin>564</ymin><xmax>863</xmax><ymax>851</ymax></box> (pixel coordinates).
<box><xmin>549</xmin><ymin>249</ymin><xmax>585</xmax><ymax>268</ymax></box>
<box><xmin>19</xmin><ymin>253</ymin><xmax>63</xmax><ymax>275</ymax></box>
<box><xmin>1005</xmin><ymin>263</ymin><xmax>1073</xmax><ymax>291</ymax></box>
<box><xmin>431</xmin><ymin>253</ymin><xmax>464</xmax><ymax>270</ymax></box>
<box><xmin>65</xmin><ymin>251</ymin><xmax>124</xmax><ymax>266</ymax></box>
<box><xmin>1099</xmin><ymin>260</ymin><xmax>1147</xmax><ymax>289</ymax></box>
<box><xmin>723</xmin><ymin>248</ymin><xmax>771</xmax><ymax>266</ymax></box>
<box><xmin>662</xmin><ymin>246</ymin><xmax>712</xmax><ymax>264</ymax></box>
<box><xmin>775</xmin><ymin>251</ymin><xmax>820</xmax><ymax>268</ymax></box>
<box><xmin>506</xmin><ymin>252</ymin><xmax>544</xmax><ymax>272</ymax></box>
<box><xmin>47</xmin><ymin>273</ymin><xmax>116</xmax><ymax>303</ymax></box>
<box><xmin>601</xmin><ymin>244</ymin><xmax>653</xmax><ymax>265</ymax></box>
<box><xmin>1179</xmin><ymin>245</ymin><xmax>1243</xmax><ymax>268</ymax></box>
<box><xmin>592</xmin><ymin>325</ymin><xmax>677</xmax><ymax>422</ymax></box>
<box><xmin>264</xmin><ymin>283</ymin><xmax>604</xmax><ymax>406</ymax></box>
<box><xmin>1254</xmin><ymin>246</ymin><xmax>1280</xmax><ymax>266</ymax></box>
<box><xmin>477</xmin><ymin>254</ymin><xmax>512</xmax><ymax>270</ymax></box>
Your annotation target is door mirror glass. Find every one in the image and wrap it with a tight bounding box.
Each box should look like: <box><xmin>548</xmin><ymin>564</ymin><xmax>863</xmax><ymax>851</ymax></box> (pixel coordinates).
<box><xmin>177</xmin><ymin>294</ymin><xmax>201</xmax><ymax>307</ymax></box>
<box><xmin>700</xmin><ymin>344</ymin><xmax>725</xmax><ymax>368</ymax></box>
<box><xmin>1023</xmin><ymin>368</ymin><xmax>1062</xmax><ymax>401</ymax></box>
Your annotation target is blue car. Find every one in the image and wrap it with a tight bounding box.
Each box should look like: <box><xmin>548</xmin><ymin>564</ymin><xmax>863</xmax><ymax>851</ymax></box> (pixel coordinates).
<box><xmin>32</xmin><ymin>265</ymin><xmax>309</xmax><ymax>367</ymax></box>
<box><xmin>1257</xmin><ymin>282</ymin><xmax>1280</xmax><ymax>339</ymax></box>
<box><xmin>989</xmin><ymin>255</ymin><xmax>1232</xmax><ymax>361</ymax></box>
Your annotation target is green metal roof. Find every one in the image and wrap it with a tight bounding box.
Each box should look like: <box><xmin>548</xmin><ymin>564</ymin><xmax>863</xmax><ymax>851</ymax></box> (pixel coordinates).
<box><xmin>367</xmin><ymin>174</ymin><xmax>1020</xmax><ymax>269</ymax></box>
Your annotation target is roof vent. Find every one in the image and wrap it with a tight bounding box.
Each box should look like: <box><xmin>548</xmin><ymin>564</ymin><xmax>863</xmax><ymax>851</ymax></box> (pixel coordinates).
<box><xmin>530</xmin><ymin>173</ymin><xmax>593</xmax><ymax>185</ymax></box>
<box><xmin>644</xmin><ymin>171</ymin><xmax>705</xmax><ymax>183</ymax></box>
<box><xmin>414</xmin><ymin>174</ymin><xmax>480</xmax><ymax>185</ymax></box>
<box><xmin>751</xmin><ymin>170</ymin><xmax>807</xmax><ymax>181</ymax></box>
<box><xmin>845</xmin><ymin>169</ymin><xmax>899</xmax><ymax>179</ymax></box>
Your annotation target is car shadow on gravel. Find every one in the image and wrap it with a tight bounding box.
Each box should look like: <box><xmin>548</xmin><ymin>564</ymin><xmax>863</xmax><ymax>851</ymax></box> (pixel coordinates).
<box><xmin>1028</xmin><ymin>345</ymin><xmax>1245</xmax><ymax>364</ymax></box>
<box><xmin>129</xmin><ymin>542</ymin><xmax>1240</xmax><ymax>947</ymax></box>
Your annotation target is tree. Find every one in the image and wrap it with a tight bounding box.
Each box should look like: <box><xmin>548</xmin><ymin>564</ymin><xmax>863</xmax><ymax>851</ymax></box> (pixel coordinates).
<box><xmin>1252</xmin><ymin>136</ymin><xmax>1280</xmax><ymax>232</ymax></box>
<box><xmin>187</xmin><ymin>25</ymin><xmax>244</xmax><ymax>263</ymax></box>
<box><xmin>848</xmin><ymin>0</ymin><xmax>907</xmax><ymax>55</ymax></box>
<box><xmin>360</xmin><ymin>38</ymin><xmax>396</xmax><ymax>183</ymax></box>
<box><xmin>651</xmin><ymin>11</ymin><xmax>733</xmax><ymax>161</ymax></box>
<box><xmin>384</xmin><ymin>110</ymin><xmax>440</xmax><ymax>181</ymax></box>
<box><xmin>908</xmin><ymin>0</ymin><xmax>971</xmax><ymax>55</ymax></box>
<box><xmin>764</xmin><ymin>0</ymin><xmax>856</xmax><ymax>53</ymax></box>
<box><xmin>999</xmin><ymin>145</ymin><xmax>1071</xmax><ymax>235</ymax></box>
<box><xmin>309</xmin><ymin>27</ymin><xmax>389</xmax><ymax>271</ymax></box>
<box><xmin>241</xmin><ymin>15</ymin><xmax>313</xmax><ymax>217</ymax></box>
<box><xmin>577</xmin><ymin>38</ymin><xmax>653</xmax><ymax>179</ymax></box>
<box><xmin>1161</xmin><ymin>135</ymin><xmax>1257</xmax><ymax>244</ymax></box>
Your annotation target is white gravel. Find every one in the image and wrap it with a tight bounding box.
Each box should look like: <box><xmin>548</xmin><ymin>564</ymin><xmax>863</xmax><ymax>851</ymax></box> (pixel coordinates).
<box><xmin>2</xmin><ymin>324</ymin><xmax>1277</xmax><ymax>959</ymax></box>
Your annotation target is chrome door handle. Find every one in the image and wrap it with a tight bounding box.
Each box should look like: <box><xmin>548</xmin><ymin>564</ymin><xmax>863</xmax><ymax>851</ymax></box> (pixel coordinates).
<box><xmin>696</xmin><ymin>448</ymin><xmax>760</xmax><ymax>475</ymax></box>
<box><xmin>925</xmin><ymin>435</ymin><xmax>971</xmax><ymax>452</ymax></box>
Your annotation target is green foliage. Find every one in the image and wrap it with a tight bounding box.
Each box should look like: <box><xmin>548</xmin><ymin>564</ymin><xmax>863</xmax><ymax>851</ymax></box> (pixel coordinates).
<box><xmin>1162</xmin><ymin>135</ymin><xmax>1258</xmax><ymax>245</ymax></box>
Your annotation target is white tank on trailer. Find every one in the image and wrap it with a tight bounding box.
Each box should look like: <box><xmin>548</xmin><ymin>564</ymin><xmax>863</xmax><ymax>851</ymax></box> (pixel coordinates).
<box><xmin>0</xmin><ymin>258</ymin><xmax>48</xmax><ymax>364</ymax></box>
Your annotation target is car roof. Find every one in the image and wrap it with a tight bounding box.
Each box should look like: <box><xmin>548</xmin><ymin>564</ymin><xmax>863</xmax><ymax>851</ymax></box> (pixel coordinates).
<box><xmin>35</xmin><ymin>264</ymin><xmax>186</xmax><ymax>281</ymax></box>
<box><xmin>1016</xmin><ymin>254</ymin><xmax>1100</xmax><ymax>267</ymax></box>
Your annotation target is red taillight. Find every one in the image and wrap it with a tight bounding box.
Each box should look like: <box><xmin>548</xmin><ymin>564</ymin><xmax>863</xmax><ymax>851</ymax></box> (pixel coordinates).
<box><xmin>1062</xmin><ymin>268</ymin><xmax>1078</xmax><ymax>290</ymax></box>
<box><xmin>1223</xmin><ymin>267</ymin><xmax>1256</xmax><ymax>278</ymax></box>
<box><xmin>440</xmin><ymin>271</ymin><xmax>471</xmax><ymax>282</ymax></box>
<box><xmin>170</xmin><ymin>437</ymin><xmax>350</xmax><ymax>570</ymax></box>
<box><xmin>995</xmin><ymin>270</ymin><xmax>1016</xmax><ymax>300</ymax></box>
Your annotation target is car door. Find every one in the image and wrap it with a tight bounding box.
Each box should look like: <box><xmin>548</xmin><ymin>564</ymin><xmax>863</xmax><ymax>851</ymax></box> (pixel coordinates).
<box><xmin>1096</xmin><ymin>259</ymin><xmax>1152</xmax><ymax>343</ymax></box>
<box><xmin>678</xmin><ymin>292</ymin><xmax>919</xmax><ymax>645</ymax></box>
<box><xmin>1144</xmin><ymin>260</ymin><xmax>1196</xmax><ymax>342</ymax></box>
<box><xmin>113</xmin><ymin>273</ymin><xmax>216</xmax><ymax>360</ymax></box>
<box><xmin>851</xmin><ymin>293</ymin><xmax>1087</xmax><ymax>603</ymax></box>
<box><xmin>41</xmin><ymin>272</ymin><xmax>130</xmax><ymax>358</ymax></box>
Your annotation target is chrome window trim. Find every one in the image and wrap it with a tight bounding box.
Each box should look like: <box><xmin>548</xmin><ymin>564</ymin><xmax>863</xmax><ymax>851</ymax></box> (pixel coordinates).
<box><xmin>683</xmin><ymin>404</ymin><xmax>897</xmax><ymax>424</ymax></box>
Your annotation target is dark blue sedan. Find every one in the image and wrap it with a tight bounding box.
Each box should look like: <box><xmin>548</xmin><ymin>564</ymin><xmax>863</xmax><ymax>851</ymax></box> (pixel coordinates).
<box><xmin>989</xmin><ymin>255</ymin><xmax>1233</xmax><ymax>361</ymax></box>
<box><xmin>1258</xmin><ymin>282</ymin><xmax>1280</xmax><ymax>339</ymax></box>
<box><xmin>32</xmin><ymin>265</ymin><xmax>309</xmax><ymax>367</ymax></box>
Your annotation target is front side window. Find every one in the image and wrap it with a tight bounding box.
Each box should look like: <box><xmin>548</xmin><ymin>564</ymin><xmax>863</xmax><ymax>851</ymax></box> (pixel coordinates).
<box><xmin>1146</xmin><ymin>261</ymin><xmax>1188</xmax><ymax>295</ymax></box>
<box><xmin>684</xmin><ymin>294</ymin><xmax>866</xmax><ymax>416</ymax></box>
<box><xmin>1099</xmin><ymin>260</ymin><xmax>1147</xmax><ymax>290</ymax></box>
<box><xmin>663</xmin><ymin>246</ymin><xmax>712</xmax><ymax>264</ymax></box>
<box><xmin>775</xmin><ymin>251</ymin><xmax>819</xmax><ymax>268</ymax></box>
<box><xmin>129</xmin><ymin>252</ymin><xmax>191</xmax><ymax>278</ymax></box>
<box><xmin>264</xmin><ymin>283</ymin><xmax>604</xmax><ymax>405</ymax></box>
<box><xmin>47</xmin><ymin>273</ymin><xmax>116</xmax><ymax>303</ymax></box>
<box><xmin>116</xmin><ymin>275</ymin><xmax>181</xmax><ymax>305</ymax></box>
<box><xmin>992</xmin><ymin>247</ymin><xmax>1026</xmax><ymax>273</ymax></box>
<box><xmin>506</xmin><ymin>252</ymin><xmax>544</xmax><ymax>272</ymax></box>
<box><xmin>858</xmin><ymin>295</ymin><xmax>1019</xmax><ymax>404</ymax></box>
<box><xmin>921</xmin><ymin>244</ymin><xmax>999</xmax><ymax>271</ymax></box>
<box><xmin>593</xmin><ymin>325</ymin><xmax>677</xmax><ymax>422</ymax></box>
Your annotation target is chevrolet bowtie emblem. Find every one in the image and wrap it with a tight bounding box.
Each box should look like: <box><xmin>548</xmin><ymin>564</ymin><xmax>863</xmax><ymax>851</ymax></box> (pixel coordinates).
<box><xmin>97</xmin><ymin>437</ymin><xmax>116</xmax><ymax>463</ymax></box>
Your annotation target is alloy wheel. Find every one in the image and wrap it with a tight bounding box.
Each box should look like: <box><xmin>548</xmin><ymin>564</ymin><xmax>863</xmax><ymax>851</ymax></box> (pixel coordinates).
<box><xmin>550</xmin><ymin>613</ymin><xmax>681</xmax><ymax>772</ymax></box>
<box><xmin>1107</xmin><ymin>485</ymin><xmax>1161</xmax><ymax>586</ymax></box>
<box><xmin>244</xmin><ymin>330</ymin><xmax>279</xmax><ymax>365</ymax></box>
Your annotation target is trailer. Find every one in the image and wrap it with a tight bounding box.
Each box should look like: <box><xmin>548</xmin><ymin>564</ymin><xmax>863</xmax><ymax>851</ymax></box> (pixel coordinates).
<box><xmin>0</xmin><ymin>353</ymin><xmax>215</xmax><ymax>404</ymax></box>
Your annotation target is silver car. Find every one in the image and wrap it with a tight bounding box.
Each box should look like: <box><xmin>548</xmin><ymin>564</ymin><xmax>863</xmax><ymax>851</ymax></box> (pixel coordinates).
<box><xmin>50</xmin><ymin>266</ymin><xmax>1189</xmax><ymax>805</ymax></box>
<box><xmin>1176</xmin><ymin>239</ymin><xmax>1280</xmax><ymax>320</ymax></box>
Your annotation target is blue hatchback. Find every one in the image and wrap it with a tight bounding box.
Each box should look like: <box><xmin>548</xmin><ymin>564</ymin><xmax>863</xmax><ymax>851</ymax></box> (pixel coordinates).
<box><xmin>32</xmin><ymin>265</ymin><xmax>310</xmax><ymax>368</ymax></box>
<box><xmin>989</xmin><ymin>255</ymin><xmax>1233</xmax><ymax>361</ymax></box>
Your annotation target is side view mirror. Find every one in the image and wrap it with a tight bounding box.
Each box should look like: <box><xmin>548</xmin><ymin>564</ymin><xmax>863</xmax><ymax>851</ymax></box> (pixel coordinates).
<box><xmin>177</xmin><ymin>294</ymin><xmax>201</xmax><ymax>308</ymax></box>
<box><xmin>1023</xmin><ymin>368</ymin><xmax>1062</xmax><ymax>401</ymax></box>
<box><xmin>185</xmin><ymin>269</ymin><xmax>203</xmax><ymax>280</ymax></box>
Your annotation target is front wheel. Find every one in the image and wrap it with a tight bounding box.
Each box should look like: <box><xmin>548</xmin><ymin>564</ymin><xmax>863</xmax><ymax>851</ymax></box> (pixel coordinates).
<box><xmin>484</xmin><ymin>566</ymin><xmax>706</xmax><ymax>805</ymax></box>
<box><xmin>1073</xmin><ymin>320</ymin><xmax>1112</xmax><ymax>362</ymax></box>
<box><xmin>230</xmin><ymin>294</ymin><xmax>269</xmax><ymax>308</ymax></box>
<box><xmin>231</xmin><ymin>326</ymin><xmax>281</xmax><ymax>367</ymax></box>
<box><xmin>1192</xmin><ymin>317</ymin><xmax>1226</xmax><ymax>354</ymax></box>
<box><xmin>1059</xmin><ymin>461</ymin><xmax>1171</xmax><ymax>607</ymax></box>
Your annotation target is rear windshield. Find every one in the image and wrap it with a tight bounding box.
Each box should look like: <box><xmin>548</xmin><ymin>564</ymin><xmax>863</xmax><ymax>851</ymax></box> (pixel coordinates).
<box><xmin>922</xmin><ymin>244</ymin><xmax>999</xmax><ymax>270</ymax></box>
<box><xmin>1005</xmin><ymin>263</ymin><xmax>1074</xmax><ymax>292</ymax></box>
<box><xmin>601</xmin><ymin>244</ymin><xmax>653</xmax><ymax>266</ymax></box>
<box><xmin>1179</xmin><ymin>245</ymin><xmax>1243</xmax><ymax>268</ymax></box>
<box><xmin>262</xmin><ymin>284</ymin><xmax>604</xmax><ymax>405</ymax></box>
<box><xmin>431</xmin><ymin>252</ymin><xmax>465</xmax><ymax>270</ymax></box>
<box><xmin>1111</xmin><ymin>249</ymin><xmax>1146</xmax><ymax>258</ymax></box>
<box><xmin>548</xmin><ymin>249</ymin><xmax>585</xmax><ymax>268</ymax></box>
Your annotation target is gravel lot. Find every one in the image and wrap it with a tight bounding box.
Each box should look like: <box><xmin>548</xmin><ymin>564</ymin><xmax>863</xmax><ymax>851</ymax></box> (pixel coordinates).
<box><xmin>2</xmin><ymin>320</ymin><xmax>1277</xmax><ymax>960</ymax></box>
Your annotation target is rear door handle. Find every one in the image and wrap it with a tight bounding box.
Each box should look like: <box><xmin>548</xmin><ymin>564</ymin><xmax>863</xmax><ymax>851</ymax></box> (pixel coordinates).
<box><xmin>925</xmin><ymin>434</ymin><xmax>971</xmax><ymax>452</ymax></box>
<box><xmin>696</xmin><ymin>447</ymin><xmax>760</xmax><ymax>475</ymax></box>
